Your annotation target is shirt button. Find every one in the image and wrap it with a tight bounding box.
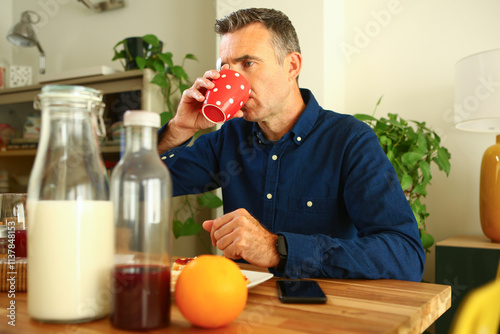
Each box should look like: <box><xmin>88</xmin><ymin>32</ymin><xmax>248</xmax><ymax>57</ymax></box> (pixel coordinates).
<box><xmin>272</xmin><ymin>155</ymin><xmax>278</xmax><ymax>161</ymax></box>
<box><xmin>169</xmin><ymin>154</ymin><xmax>175</xmax><ymax>158</ymax></box>
<box><xmin>296</xmin><ymin>136</ymin><xmax>302</xmax><ymax>142</ymax></box>
<box><xmin>307</xmin><ymin>201</ymin><xmax>313</xmax><ymax>207</ymax></box>
<box><xmin>161</xmin><ymin>156</ymin><xmax>167</xmax><ymax>160</ymax></box>
<box><xmin>267</xmin><ymin>193</ymin><xmax>273</xmax><ymax>199</ymax></box>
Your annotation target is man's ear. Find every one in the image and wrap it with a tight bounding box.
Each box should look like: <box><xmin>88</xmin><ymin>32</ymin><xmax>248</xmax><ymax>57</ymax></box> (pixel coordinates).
<box><xmin>285</xmin><ymin>52</ymin><xmax>302</xmax><ymax>82</ymax></box>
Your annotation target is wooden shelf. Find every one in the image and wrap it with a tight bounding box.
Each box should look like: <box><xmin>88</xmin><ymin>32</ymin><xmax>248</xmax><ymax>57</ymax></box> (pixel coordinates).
<box><xmin>0</xmin><ymin>149</ymin><xmax>38</xmax><ymax>157</ymax></box>
<box><xmin>0</xmin><ymin>70</ymin><xmax>145</xmax><ymax>105</ymax></box>
<box><xmin>0</xmin><ymin>146</ymin><xmax>120</xmax><ymax>157</ymax></box>
<box><xmin>436</xmin><ymin>235</ymin><xmax>500</xmax><ymax>250</ymax></box>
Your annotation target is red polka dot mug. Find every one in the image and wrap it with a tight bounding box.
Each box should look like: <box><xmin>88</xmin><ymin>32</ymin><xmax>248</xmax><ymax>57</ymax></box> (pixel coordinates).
<box><xmin>200</xmin><ymin>69</ymin><xmax>251</xmax><ymax>124</ymax></box>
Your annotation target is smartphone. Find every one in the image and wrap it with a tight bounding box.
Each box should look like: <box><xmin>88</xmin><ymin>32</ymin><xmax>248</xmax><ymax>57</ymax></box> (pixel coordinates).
<box><xmin>276</xmin><ymin>279</ymin><xmax>327</xmax><ymax>304</ymax></box>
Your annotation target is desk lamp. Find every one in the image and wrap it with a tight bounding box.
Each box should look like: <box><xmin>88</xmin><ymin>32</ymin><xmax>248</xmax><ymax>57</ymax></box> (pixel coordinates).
<box><xmin>455</xmin><ymin>49</ymin><xmax>500</xmax><ymax>242</ymax></box>
<box><xmin>6</xmin><ymin>11</ymin><xmax>45</xmax><ymax>75</ymax></box>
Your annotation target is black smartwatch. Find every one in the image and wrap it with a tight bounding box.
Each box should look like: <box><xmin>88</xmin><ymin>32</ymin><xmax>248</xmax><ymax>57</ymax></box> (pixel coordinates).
<box><xmin>275</xmin><ymin>234</ymin><xmax>288</xmax><ymax>271</ymax></box>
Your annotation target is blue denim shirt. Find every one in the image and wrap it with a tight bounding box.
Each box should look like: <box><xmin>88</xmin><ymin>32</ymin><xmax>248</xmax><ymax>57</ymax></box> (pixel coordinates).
<box><xmin>160</xmin><ymin>89</ymin><xmax>425</xmax><ymax>281</ymax></box>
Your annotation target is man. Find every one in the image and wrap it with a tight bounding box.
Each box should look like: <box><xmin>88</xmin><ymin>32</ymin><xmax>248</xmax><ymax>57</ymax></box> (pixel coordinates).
<box><xmin>158</xmin><ymin>8</ymin><xmax>425</xmax><ymax>281</ymax></box>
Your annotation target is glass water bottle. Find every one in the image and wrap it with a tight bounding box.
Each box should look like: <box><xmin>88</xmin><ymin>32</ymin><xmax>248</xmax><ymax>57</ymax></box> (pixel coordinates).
<box><xmin>110</xmin><ymin>110</ymin><xmax>173</xmax><ymax>330</ymax></box>
<box><xmin>27</xmin><ymin>85</ymin><xmax>113</xmax><ymax>323</ymax></box>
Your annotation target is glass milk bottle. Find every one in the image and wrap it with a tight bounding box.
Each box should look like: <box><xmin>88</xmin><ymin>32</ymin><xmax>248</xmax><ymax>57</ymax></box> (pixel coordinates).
<box><xmin>110</xmin><ymin>110</ymin><xmax>173</xmax><ymax>330</ymax></box>
<box><xmin>27</xmin><ymin>85</ymin><xmax>113</xmax><ymax>323</ymax></box>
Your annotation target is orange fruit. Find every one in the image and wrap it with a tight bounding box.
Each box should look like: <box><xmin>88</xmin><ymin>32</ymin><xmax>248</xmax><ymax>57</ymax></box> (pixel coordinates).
<box><xmin>174</xmin><ymin>255</ymin><xmax>248</xmax><ymax>328</ymax></box>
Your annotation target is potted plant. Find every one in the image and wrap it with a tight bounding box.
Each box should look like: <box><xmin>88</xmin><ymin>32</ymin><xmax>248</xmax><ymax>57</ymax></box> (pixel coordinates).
<box><xmin>112</xmin><ymin>34</ymin><xmax>197</xmax><ymax>122</ymax></box>
<box><xmin>112</xmin><ymin>34</ymin><xmax>221</xmax><ymax>251</ymax></box>
<box><xmin>354</xmin><ymin>97</ymin><xmax>451</xmax><ymax>253</ymax></box>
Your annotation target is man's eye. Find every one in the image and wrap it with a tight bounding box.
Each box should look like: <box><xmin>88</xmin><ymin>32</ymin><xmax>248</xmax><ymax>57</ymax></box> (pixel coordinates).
<box><xmin>244</xmin><ymin>61</ymin><xmax>254</xmax><ymax>67</ymax></box>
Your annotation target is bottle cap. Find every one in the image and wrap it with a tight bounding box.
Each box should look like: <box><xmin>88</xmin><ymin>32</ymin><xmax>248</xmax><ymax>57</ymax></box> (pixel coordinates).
<box><xmin>123</xmin><ymin>110</ymin><xmax>161</xmax><ymax>128</ymax></box>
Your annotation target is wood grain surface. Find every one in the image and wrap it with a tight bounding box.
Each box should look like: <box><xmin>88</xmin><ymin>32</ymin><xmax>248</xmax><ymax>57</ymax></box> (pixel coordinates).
<box><xmin>0</xmin><ymin>262</ymin><xmax>451</xmax><ymax>334</ymax></box>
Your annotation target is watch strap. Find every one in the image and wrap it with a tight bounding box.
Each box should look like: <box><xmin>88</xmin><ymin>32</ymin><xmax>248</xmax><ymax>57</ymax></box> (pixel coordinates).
<box><xmin>275</xmin><ymin>234</ymin><xmax>288</xmax><ymax>271</ymax></box>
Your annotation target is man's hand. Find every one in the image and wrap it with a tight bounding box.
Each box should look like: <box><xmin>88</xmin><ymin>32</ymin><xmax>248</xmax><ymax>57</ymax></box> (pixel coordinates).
<box><xmin>158</xmin><ymin>69</ymin><xmax>221</xmax><ymax>154</ymax></box>
<box><xmin>202</xmin><ymin>208</ymin><xmax>280</xmax><ymax>268</ymax></box>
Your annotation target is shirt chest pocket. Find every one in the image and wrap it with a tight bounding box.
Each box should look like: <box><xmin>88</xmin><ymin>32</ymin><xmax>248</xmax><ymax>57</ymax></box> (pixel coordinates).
<box><xmin>286</xmin><ymin>196</ymin><xmax>339</xmax><ymax>235</ymax></box>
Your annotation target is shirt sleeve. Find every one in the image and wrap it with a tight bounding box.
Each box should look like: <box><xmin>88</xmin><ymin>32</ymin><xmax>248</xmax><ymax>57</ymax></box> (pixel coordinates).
<box><xmin>270</xmin><ymin>126</ymin><xmax>426</xmax><ymax>282</ymax></box>
<box><xmin>159</xmin><ymin>125</ymin><xmax>223</xmax><ymax>197</ymax></box>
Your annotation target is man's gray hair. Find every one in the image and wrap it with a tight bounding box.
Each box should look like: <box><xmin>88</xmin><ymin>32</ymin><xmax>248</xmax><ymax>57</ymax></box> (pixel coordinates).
<box><xmin>214</xmin><ymin>8</ymin><xmax>301</xmax><ymax>65</ymax></box>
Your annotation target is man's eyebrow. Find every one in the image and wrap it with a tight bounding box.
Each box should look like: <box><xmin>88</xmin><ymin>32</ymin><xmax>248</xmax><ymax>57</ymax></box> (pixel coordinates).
<box><xmin>235</xmin><ymin>54</ymin><xmax>263</xmax><ymax>62</ymax></box>
<box><xmin>222</xmin><ymin>54</ymin><xmax>264</xmax><ymax>66</ymax></box>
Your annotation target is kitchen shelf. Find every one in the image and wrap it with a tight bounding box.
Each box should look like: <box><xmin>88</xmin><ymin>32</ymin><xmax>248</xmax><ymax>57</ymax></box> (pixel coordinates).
<box><xmin>0</xmin><ymin>69</ymin><xmax>163</xmax><ymax>193</ymax></box>
<box><xmin>0</xmin><ymin>149</ymin><xmax>38</xmax><ymax>157</ymax></box>
<box><xmin>0</xmin><ymin>145</ymin><xmax>121</xmax><ymax>157</ymax></box>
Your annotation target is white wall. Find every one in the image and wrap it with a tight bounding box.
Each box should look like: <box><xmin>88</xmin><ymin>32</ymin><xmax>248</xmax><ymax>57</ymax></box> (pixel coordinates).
<box><xmin>2</xmin><ymin>0</ymin><xmax>216</xmax><ymax>84</ymax></box>
<box><xmin>0</xmin><ymin>0</ymin><xmax>13</xmax><ymax>76</ymax></box>
<box><xmin>344</xmin><ymin>0</ymin><xmax>500</xmax><ymax>282</ymax></box>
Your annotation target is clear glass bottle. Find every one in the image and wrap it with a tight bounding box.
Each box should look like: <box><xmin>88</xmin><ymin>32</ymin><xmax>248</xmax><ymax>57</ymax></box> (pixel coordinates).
<box><xmin>27</xmin><ymin>85</ymin><xmax>113</xmax><ymax>323</ymax></box>
<box><xmin>110</xmin><ymin>110</ymin><xmax>173</xmax><ymax>331</ymax></box>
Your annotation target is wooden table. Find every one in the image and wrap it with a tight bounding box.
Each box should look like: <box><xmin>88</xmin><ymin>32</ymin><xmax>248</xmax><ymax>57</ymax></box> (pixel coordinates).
<box><xmin>0</xmin><ymin>263</ymin><xmax>451</xmax><ymax>334</ymax></box>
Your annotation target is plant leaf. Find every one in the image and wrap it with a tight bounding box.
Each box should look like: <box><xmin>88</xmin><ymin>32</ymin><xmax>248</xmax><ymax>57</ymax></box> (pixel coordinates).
<box><xmin>197</xmin><ymin>192</ymin><xmax>223</xmax><ymax>209</ymax></box>
<box><xmin>420</xmin><ymin>230</ymin><xmax>435</xmax><ymax>250</ymax></box>
<box><xmin>135</xmin><ymin>57</ymin><xmax>147</xmax><ymax>70</ymax></box>
<box><xmin>179</xmin><ymin>83</ymin><xmax>190</xmax><ymax>94</ymax></box>
<box><xmin>417</xmin><ymin>132</ymin><xmax>427</xmax><ymax>153</ymax></box>
<box><xmin>401</xmin><ymin>173</ymin><xmax>413</xmax><ymax>191</ymax></box>
<box><xmin>150</xmin><ymin>73</ymin><xmax>169</xmax><ymax>88</ymax></box>
<box><xmin>158</xmin><ymin>52</ymin><xmax>173</xmax><ymax>67</ymax></box>
<box><xmin>372</xmin><ymin>96</ymin><xmax>383</xmax><ymax>115</ymax></box>
<box><xmin>387</xmin><ymin>119</ymin><xmax>404</xmax><ymax>129</ymax></box>
<box><xmin>401</xmin><ymin>151</ymin><xmax>424</xmax><ymax>169</ymax></box>
<box><xmin>142</xmin><ymin>34</ymin><xmax>159</xmax><ymax>47</ymax></box>
<box><xmin>184</xmin><ymin>53</ymin><xmax>198</xmax><ymax>61</ymax></box>
<box><xmin>113</xmin><ymin>39</ymin><xmax>126</xmax><ymax>49</ymax></box>
<box><xmin>153</xmin><ymin>59</ymin><xmax>165</xmax><ymax>73</ymax></box>
<box><xmin>171</xmin><ymin>66</ymin><xmax>188</xmax><ymax>81</ymax></box>
<box><xmin>412</xmin><ymin>183</ymin><xmax>428</xmax><ymax>196</ymax></box>
<box><xmin>178</xmin><ymin>217</ymin><xmax>203</xmax><ymax>237</ymax></box>
<box><xmin>173</xmin><ymin>219</ymin><xmax>183</xmax><ymax>239</ymax></box>
<box><xmin>434</xmin><ymin>147</ymin><xmax>451</xmax><ymax>176</ymax></box>
<box><xmin>414</xmin><ymin>211</ymin><xmax>421</xmax><ymax>229</ymax></box>
<box><xmin>112</xmin><ymin>49</ymin><xmax>126</xmax><ymax>61</ymax></box>
<box><xmin>386</xmin><ymin>150</ymin><xmax>395</xmax><ymax>164</ymax></box>
<box><xmin>379</xmin><ymin>135</ymin><xmax>392</xmax><ymax>147</ymax></box>
<box><xmin>419</xmin><ymin>160</ymin><xmax>431</xmax><ymax>182</ymax></box>
<box><xmin>354</xmin><ymin>114</ymin><xmax>377</xmax><ymax>122</ymax></box>
<box><xmin>160</xmin><ymin>111</ymin><xmax>174</xmax><ymax>126</ymax></box>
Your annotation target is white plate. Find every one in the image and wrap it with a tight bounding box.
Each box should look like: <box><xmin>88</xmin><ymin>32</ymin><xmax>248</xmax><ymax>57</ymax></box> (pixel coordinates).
<box><xmin>171</xmin><ymin>269</ymin><xmax>273</xmax><ymax>293</ymax></box>
<box><xmin>241</xmin><ymin>270</ymin><xmax>274</xmax><ymax>289</ymax></box>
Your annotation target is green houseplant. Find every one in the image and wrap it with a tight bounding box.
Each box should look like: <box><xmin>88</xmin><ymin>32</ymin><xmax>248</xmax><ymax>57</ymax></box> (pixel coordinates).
<box><xmin>112</xmin><ymin>34</ymin><xmax>222</xmax><ymax>250</ymax></box>
<box><xmin>354</xmin><ymin>97</ymin><xmax>451</xmax><ymax>253</ymax></box>
<box><xmin>112</xmin><ymin>34</ymin><xmax>197</xmax><ymax>123</ymax></box>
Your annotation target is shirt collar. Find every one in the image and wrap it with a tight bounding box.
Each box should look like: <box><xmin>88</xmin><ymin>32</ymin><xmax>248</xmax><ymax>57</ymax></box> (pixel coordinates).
<box><xmin>252</xmin><ymin>88</ymin><xmax>320</xmax><ymax>146</ymax></box>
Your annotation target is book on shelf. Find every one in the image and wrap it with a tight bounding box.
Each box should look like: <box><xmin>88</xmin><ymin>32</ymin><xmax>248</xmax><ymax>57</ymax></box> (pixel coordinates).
<box><xmin>6</xmin><ymin>138</ymin><xmax>38</xmax><ymax>150</ymax></box>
